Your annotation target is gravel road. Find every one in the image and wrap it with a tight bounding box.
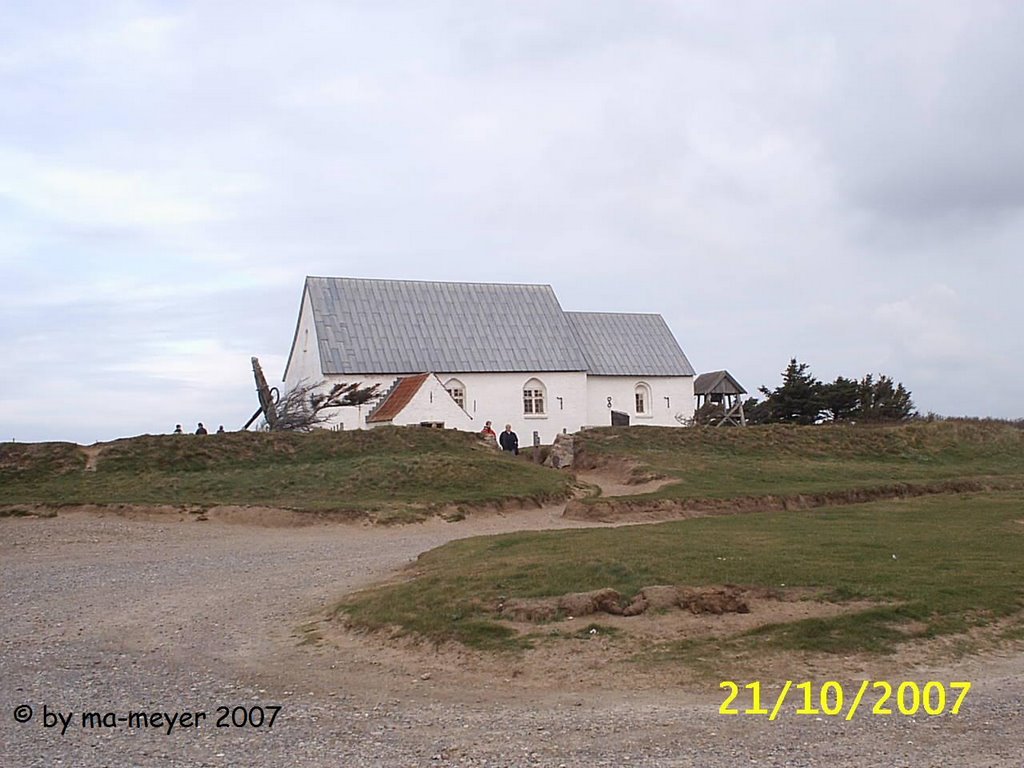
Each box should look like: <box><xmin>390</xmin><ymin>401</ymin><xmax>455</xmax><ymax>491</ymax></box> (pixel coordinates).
<box><xmin>2</xmin><ymin>509</ymin><xmax>1022</xmax><ymax>767</ymax></box>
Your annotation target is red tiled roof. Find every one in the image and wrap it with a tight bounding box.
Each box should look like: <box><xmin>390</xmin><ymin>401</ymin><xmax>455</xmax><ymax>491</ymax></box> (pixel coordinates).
<box><xmin>366</xmin><ymin>373</ymin><xmax>431</xmax><ymax>423</ymax></box>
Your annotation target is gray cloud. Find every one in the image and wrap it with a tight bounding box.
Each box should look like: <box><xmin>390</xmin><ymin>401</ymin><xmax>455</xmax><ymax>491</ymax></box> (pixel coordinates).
<box><xmin>1</xmin><ymin>1</ymin><xmax>1022</xmax><ymax>442</ymax></box>
<box><xmin>816</xmin><ymin>3</ymin><xmax>1024</xmax><ymax>224</ymax></box>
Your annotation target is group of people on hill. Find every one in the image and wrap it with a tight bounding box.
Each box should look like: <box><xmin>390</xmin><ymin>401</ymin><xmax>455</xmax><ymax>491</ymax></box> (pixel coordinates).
<box><xmin>173</xmin><ymin>423</ymin><xmax>225</xmax><ymax>435</ymax></box>
<box><xmin>480</xmin><ymin>420</ymin><xmax>519</xmax><ymax>455</ymax></box>
<box><xmin>172</xmin><ymin>419</ymin><xmax>516</xmax><ymax>447</ymax></box>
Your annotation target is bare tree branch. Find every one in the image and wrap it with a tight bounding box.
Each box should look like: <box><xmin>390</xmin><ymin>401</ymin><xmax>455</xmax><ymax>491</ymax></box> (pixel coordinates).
<box><xmin>262</xmin><ymin>380</ymin><xmax>382</xmax><ymax>432</ymax></box>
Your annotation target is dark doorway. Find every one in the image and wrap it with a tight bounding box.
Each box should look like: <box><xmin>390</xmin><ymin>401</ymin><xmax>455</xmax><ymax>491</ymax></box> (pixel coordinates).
<box><xmin>611</xmin><ymin>410</ymin><xmax>630</xmax><ymax>427</ymax></box>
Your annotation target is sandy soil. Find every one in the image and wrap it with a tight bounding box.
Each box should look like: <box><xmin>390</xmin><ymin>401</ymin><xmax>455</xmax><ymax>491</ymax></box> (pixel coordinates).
<box><xmin>3</xmin><ymin>475</ymin><xmax>1023</xmax><ymax>767</ymax></box>
<box><xmin>575</xmin><ymin>466</ymin><xmax>677</xmax><ymax>497</ymax></box>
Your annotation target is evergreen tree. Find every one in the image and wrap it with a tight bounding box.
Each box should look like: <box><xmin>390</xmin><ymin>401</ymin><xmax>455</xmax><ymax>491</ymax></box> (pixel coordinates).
<box><xmin>758</xmin><ymin>358</ymin><xmax>824</xmax><ymax>424</ymax></box>
<box><xmin>741</xmin><ymin>396</ymin><xmax>771</xmax><ymax>425</ymax></box>
<box><xmin>858</xmin><ymin>374</ymin><xmax>915</xmax><ymax>421</ymax></box>
<box><xmin>822</xmin><ymin>376</ymin><xmax>860</xmax><ymax>422</ymax></box>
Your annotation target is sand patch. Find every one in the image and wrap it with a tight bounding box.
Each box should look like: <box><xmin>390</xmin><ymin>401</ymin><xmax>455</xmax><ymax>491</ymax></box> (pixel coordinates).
<box><xmin>575</xmin><ymin>457</ymin><xmax>678</xmax><ymax>498</ymax></box>
<box><xmin>321</xmin><ymin>591</ymin><xmax>892</xmax><ymax>693</ymax></box>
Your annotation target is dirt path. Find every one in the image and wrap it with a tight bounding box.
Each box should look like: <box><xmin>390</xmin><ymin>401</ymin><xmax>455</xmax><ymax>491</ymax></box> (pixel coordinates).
<box><xmin>2</xmin><ymin>506</ymin><xmax>1022</xmax><ymax>767</ymax></box>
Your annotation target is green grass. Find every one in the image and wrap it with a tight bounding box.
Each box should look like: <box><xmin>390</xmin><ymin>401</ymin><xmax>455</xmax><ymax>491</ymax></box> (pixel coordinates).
<box><xmin>576</xmin><ymin>421</ymin><xmax>1024</xmax><ymax>501</ymax></box>
<box><xmin>7</xmin><ymin>421</ymin><xmax>1024</xmax><ymax>665</ymax></box>
<box><xmin>0</xmin><ymin>428</ymin><xmax>573</xmax><ymax>517</ymax></box>
<box><xmin>335</xmin><ymin>491</ymin><xmax>1024</xmax><ymax>659</ymax></box>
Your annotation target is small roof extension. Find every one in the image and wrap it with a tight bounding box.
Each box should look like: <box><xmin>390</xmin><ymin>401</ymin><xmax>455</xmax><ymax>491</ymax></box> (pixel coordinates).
<box><xmin>566</xmin><ymin>311</ymin><xmax>695</xmax><ymax>377</ymax></box>
<box><xmin>366</xmin><ymin>373</ymin><xmax>431</xmax><ymax>423</ymax></box>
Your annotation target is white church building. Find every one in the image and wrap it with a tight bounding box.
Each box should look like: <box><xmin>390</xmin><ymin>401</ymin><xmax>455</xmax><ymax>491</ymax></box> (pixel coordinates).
<box><xmin>283</xmin><ymin>277</ymin><xmax>696</xmax><ymax>443</ymax></box>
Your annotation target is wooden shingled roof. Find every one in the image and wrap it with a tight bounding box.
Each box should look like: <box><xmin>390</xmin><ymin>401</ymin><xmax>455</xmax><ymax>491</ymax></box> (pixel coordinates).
<box><xmin>693</xmin><ymin>370</ymin><xmax>746</xmax><ymax>396</ymax></box>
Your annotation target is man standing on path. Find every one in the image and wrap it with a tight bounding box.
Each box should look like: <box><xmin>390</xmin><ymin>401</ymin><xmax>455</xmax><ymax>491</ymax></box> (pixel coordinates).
<box><xmin>499</xmin><ymin>424</ymin><xmax>519</xmax><ymax>455</ymax></box>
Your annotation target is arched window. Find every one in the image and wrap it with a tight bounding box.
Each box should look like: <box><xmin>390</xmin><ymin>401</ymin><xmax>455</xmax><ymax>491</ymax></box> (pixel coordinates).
<box><xmin>523</xmin><ymin>378</ymin><xmax>546</xmax><ymax>415</ymax></box>
<box><xmin>444</xmin><ymin>378</ymin><xmax>466</xmax><ymax>409</ymax></box>
<box><xmin>635</xmin><ymin>382</ymin><xmax>651</xmax><ymax>416</ymax></box>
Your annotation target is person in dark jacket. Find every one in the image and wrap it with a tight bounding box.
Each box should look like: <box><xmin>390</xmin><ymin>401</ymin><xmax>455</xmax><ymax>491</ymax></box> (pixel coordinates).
<box><xmin>499</xmin><ymin>424</ymin><xmax>519</xmax><ymax>455</ymax></box>
<box><xmin>195</xmin><ymin>422</ymin><xmax>208</xmax><ymax>435</ymax></box>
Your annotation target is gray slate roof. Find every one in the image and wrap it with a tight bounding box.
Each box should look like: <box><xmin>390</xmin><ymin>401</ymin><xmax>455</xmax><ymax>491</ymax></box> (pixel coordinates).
<box><xmin>566</xmin><ymin>312</ymin><xmax>696</xmax><ymax>376</ymax></box>
<box><xmin>294</xmin><ymin>277</ymin><xmax>696</xmax><ymax>377</ymax></box>
<box><xmin>304</xmin><ymin>277</ymin><xmax>589</xmax><ymax>374</ymax></box>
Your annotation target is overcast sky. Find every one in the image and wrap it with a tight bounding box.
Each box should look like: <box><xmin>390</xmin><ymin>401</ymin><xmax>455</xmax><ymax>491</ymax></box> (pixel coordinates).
<box><xmin>3</xmin><ymin>1</ymin><xmax>1022</xmax><ymax>443</ymax></box>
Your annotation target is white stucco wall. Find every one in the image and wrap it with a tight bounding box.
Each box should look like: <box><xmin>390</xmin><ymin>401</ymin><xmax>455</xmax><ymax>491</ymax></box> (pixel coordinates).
<box><xmin>434</xmin><ymin>371</ymin><xmax>589</xmax><ymax>445</ymax></box>
<box><xmin>584</xmin><ymin>375</ymin><xmax>695</xmax><ymax>427</ymax></box>
<box><xmin>369</xmin><ymin>375</ymin><xmax>475</xmax><ymax>430</ymax></box>
<box><xmin>314</xmin><ymin>371</ymin><xmax>586</xmax><ymax>443</ymax></box>
<box><xmin>282</xmin><ymin>290</ymin><xmax>323</xmax><ymax>391</ymax></box>
<box><xmin>290</xmin><ymin>370</ymin><xmax>693</xmax><ymax>438</ymax></box>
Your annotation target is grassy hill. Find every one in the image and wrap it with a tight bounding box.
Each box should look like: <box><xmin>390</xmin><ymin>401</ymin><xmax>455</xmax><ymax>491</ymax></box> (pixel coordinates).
<box><xmin>0</xmin><ymin>428</ymin><xmax>574</xmax><ymax>520</ymax></box>
<box><xmin>574</xmin><ymin>420</ymin><xmax>1024</xmax><ymax>501</ymax></box>
<box><xmin>338</xmin><ymin>491</ymin><xmax>1024</xmax><ymax>659</ymax></box>
<box><xmin>334</xmin><ymin>421</ymin><xmax>1024</xmax><ymax>663</ymax></box>
<box><xmin>6</xmin><ymin>420</ymin><xmax>1023</xmax><ymax>665</ymax></box>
